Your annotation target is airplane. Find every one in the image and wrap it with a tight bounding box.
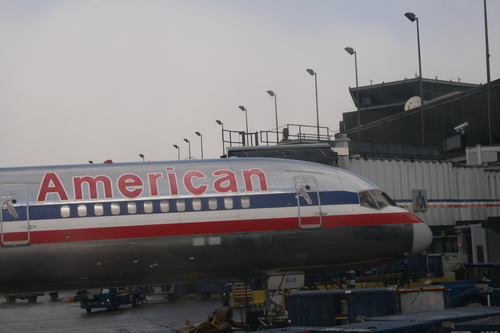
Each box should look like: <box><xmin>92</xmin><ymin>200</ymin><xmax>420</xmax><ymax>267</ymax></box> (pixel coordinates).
<box><xmin>0</xmin><ymin>158</ymin><xmax>432</xmax><ymax>294</ymax></box>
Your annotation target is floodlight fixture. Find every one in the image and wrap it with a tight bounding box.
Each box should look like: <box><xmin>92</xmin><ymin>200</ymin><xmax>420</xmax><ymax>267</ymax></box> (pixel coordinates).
<box><xmin>405</xmin><ymin>12</ymin><xmax>417</xmax><ymax>22</ymax></box>
<box><xmin>344</xmin><ymin>47</ymin><xmax>355</xmax><ymax>55</ymax></box>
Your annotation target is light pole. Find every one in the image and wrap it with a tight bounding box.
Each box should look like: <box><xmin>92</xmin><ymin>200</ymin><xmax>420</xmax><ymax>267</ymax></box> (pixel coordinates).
<box><xmin>195</xmin><ymin>131</ymin><xmax>204</xmax><ymax>159</ymax></box>
<box><xmin>484</xmin><ymin>0</ymin><xmax>492</xmax><ymax>145</ymax></box>
<box><xmin>183</xmin><ymin>138</ymin><xmax>191</xmax><ymax>159</ymax></box>
<box><xmin>345</xmin><ymin>47</ymin><xmax>361</xmax><ymax>142</ymax></box>
<box><xmin>238</xmin><ymin>105</ymin><xmax>248</xmax><ymax>135</ymax></box>
<box><xmin>405</xmin><ymin>11</ymin><xmax>425</xmax><ymax>145</ymax></box>
<box><xmin>267</xmin><ymin>90</ymin><xmax>279</xmax><ymax>143</ymax></box>
<box><xmin>139</xmin><ymin>154</ymin><xmax>145</xmax><ymax>161</ymax></box>
<box><xmin>173</xmin><ymin>144</ymin><xmax>180</xmax><ymax>160</ymax></box>
<box><xmin>306</xmin><ymin>68</ymin><xmax>320</xmax><ymax>141</ymax></box>
<box><xmin>216</xmin><ymin>120</ymin><xmax>225</xmax><ymax>155</ymax></box>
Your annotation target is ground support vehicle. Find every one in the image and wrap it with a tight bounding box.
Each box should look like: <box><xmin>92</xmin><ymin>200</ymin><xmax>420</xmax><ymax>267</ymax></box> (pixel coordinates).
<box><xmin>4</xmin><ymin>292</ymin><xmax>44</xmax><ymax>303</ymax></box>
<box><xmin>76</xmin><ymin>288</ymin><xmax>146</xmax><ymax>313</ymax></box>
<box><xmin>439</xmin><ymin>263</ymin><xmax>500</xmax><ymax>307</ymax></box>
<box><xmin>160</xmin><ymin>283</ymin><xmax>183</xmax><ymax>302</ymax></box>
<box><xmin>196</xmin><ymin>282</ymin><xmax>223</xmax><ymax>300</ymax></box>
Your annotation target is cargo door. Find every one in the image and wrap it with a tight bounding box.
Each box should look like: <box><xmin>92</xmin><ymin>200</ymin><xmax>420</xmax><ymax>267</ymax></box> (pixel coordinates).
<box><xmin>1</xmin><ymin>183</ymin><xmax>31</xmax><ymax>245</ymax></box>
<box><xmin>294</xmin><ymin>176</ymin><xmax>323</xmax><ymax>229</ymax></box>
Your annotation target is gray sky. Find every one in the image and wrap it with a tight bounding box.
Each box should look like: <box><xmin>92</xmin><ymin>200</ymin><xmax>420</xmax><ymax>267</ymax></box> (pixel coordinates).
<box><xmin>1</xmin><ymin>0</ymin><xmax>498</xmax><ymax>167</ymax></box>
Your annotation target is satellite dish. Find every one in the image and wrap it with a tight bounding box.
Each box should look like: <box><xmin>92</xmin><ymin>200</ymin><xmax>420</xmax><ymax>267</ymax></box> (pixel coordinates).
<box><xmin>404</xmin><ymin>96</ymin><xmax>421</xmax><ymax>111</ymax></box>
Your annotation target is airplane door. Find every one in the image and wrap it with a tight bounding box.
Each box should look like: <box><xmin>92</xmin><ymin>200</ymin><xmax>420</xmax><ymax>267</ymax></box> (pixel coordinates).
<box><xmin>1</xmin><ymin>183</ymin><xmax>31</xmax><ymax>245</ymax></box>
<box><xmin>294</xmin><ymin>176</ymin><xmax>323</xmax><ymax>229</ymax></box>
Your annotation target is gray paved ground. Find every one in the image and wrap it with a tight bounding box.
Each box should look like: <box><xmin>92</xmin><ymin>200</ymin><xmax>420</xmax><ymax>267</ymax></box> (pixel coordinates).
<box><xmin>0</xmin><ymin>289</ymin><xmax>225</xmax><ymax>333</ymax></box>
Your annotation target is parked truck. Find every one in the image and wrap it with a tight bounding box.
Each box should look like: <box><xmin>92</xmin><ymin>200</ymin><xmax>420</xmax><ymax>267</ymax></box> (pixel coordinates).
<box><xmin>76</xmin><ymin>287</ymin><xmax>146</xmax><ymax>313</ymax></box>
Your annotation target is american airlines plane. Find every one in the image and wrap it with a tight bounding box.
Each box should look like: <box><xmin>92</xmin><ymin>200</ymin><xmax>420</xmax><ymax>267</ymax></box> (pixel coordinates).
<box><xmin>0</xmin><ymin>158</ymin><xmax>432</xmax><ymax>293</ymax></box>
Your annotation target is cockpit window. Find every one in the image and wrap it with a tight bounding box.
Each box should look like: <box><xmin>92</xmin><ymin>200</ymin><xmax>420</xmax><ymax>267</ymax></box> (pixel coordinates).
<box><xmin>370</xmin><ymin>191</ymin><xmax>388</xmax><ymax>209</ymax></box>
<box><xmin>381</xmin><ymin>192</ymin><xmax>398</xmax><ymax>206</ymax></box>
<box><xmin>358</xmin><ymin>190</ymin><xmax>395</xmax><ymax>210</ymax></box>
<box><xmin>358</xmin><ymin>191</ymin><xmax>377</xmax><ymax>209</ymax></box>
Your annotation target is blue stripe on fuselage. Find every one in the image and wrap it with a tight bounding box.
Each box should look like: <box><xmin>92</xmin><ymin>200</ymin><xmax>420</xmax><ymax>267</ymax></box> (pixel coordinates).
<box><xmin>1</xmin><ymin>190</ymin><xmax>359</xmax><ymax>222</ymax></box>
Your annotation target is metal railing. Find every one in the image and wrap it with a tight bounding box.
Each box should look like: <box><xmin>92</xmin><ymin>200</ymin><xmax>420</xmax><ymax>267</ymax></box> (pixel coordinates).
<box><xmin>260</xmin><ymin>124</ymin><xmax>337</xmax><ymax>145</ymax></box>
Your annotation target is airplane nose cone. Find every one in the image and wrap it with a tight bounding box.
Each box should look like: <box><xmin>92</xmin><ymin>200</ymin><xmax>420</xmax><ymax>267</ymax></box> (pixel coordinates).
<box><xmin>411</xmin><ymin>222</ymin><xmax>433</xmax><ymax>256</ymax></box>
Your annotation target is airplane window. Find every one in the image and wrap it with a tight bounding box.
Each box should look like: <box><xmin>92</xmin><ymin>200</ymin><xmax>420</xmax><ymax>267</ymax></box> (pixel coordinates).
<box><xmin>111</xmin><ymin>203</ymin><xmax>120</xmax><ymax>215</ymax></box>
<box><xmin>224</xmin><ymin>197</ymin><xmax>233</xmax><ymax>209</ymax></box>
<box><xmin>61</xmin><ymin>205</ymin><xmax>71</xmax><ymax>218</ymax></box>
<box><xmin>77</xmin><ymin>204</ymin><xmax>87</xmax><ymax>217</ymax></box>
<box><xmin>358</xmin><ymin>191</ymin><xmax>377</xmax><ymax>209</ymax></box>
<box><xmin>192</xmin><ymin>198</ymin><xmax>202</xmax><ymax>211</ymax></box>
<box><xmin>381</xmin><ymin>192</ymin><xmax>398</xmax><ymax>206</ymax></box>
<box><xmin>193</xmin><ymin>237</ymin><xmax>205</xmax><ymax>246</ymax></box>
<box><xmin>241</xmin><ymin>196</ymin><xmax>250</xmax><ymax>208</ymax></box>
<box><xmin>94</xmin><ymin>204</ymin><xmax>104</xmax><ymax>216</ymax></box>
<box><xmin>128</xmin><ymin>202</ymin><xmax>137</xmax><ymax>214</ymax></box>
<box><xmin>208</xmin><ymin>198</ymin><xmax>217</xmax><ymax>210</ymax></box>
<box><xmin>209</xmin><ymin>237</ymin><xmax>221</xmax><ymax>245</ymax></box>
<box><xmin>144</xmin><ymin>201</ymin><xmax>153</xmax><ymax>213</ymax></box>
<box><xmin>176</xmin><ymin>199</ymin><xmax>186</xmax><ymax>212</ymax></box>
<box><xmin>369</xmin><ymin>190</ymin><xmax>389</xmax><ymax>209</ymax></box>
<box><xmin>160</xmin><ymin>200</ymin><xmax>169</xmax><ymax>212</ymax></box>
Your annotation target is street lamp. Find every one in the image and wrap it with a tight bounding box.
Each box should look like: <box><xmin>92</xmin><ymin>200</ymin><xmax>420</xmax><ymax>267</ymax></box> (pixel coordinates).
<box><xmin>216</xmin><ymin>120</ymin><xmax>225</xmax><ymax>154</ymax></box>
<box><xmin>195</xmin><ymin>131</ymin><xmax>204</xmax><ymax>159</ymax></box>
<box><xmin>139</xmin><ymin>154</ymin><xmax>145</xmax><ymax>161</ymax></box>
<box><xmin>405</xmin><ymin>11</ymin><xmax>425</xmax><ymax>145</ymax></box>
<box><xmin>183</xmin><ymin>138</ymin><xmax>191</xmax><ymax>159</ymax></box>
<box><xmin>238</xmin><ymin>105</ymin><xmax>248</xmax><ymax>135</ymax></box>
<box><xmin>267</xmin><ymin>90</ymin><xmax>279</xmax><ymax>143</ymax></box>
<box><xmin>345</xmin><ymin>47</ymin><xmax>361</xmax><ymax>142</ymax></box>
<box><xmin>484</xmin><ymin>0</ymin><xmax>493</xmax><ymax>145</ymax></box>
<box><xmin>306</xmin><ymin>68</ymin><xmax>320</xmax><ymax>141</ymax></box>
<box><xmin>173</xmin><ymin>144</ymin><xmax>180</xmax><ymax>160</ymax></box>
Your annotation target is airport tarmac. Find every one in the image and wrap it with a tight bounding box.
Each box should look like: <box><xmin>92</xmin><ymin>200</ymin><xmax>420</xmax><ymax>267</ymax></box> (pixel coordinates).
<box><xmin>0</xmin><ymin>290</ymin><xmax>226</xmax><ymax>333</ymax></box>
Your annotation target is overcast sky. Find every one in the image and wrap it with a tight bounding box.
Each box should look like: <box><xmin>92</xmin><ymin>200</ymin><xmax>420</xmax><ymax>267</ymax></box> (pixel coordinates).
<box><xmin>1</xmin><ymin>0</ymin><xmax>498</xmax><ymax>167</ymax></box>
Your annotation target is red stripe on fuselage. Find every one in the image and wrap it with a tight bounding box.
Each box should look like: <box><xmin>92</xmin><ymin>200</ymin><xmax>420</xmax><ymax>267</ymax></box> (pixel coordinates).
<box><xmin>1</xmin><ymin>212</ymin><xmax>420</xmax><ymax>246</ymax></box>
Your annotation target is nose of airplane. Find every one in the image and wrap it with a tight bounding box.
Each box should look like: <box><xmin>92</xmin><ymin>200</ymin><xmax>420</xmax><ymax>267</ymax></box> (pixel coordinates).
<box><xmin>411</xmin><ymin>222</ymin><xmax>433</xmax><ymax>256</ymax></box>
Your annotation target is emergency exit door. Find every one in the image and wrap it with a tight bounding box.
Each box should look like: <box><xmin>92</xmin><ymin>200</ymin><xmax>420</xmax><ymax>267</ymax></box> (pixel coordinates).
<box><xmin>1</xmin><ymin>183</ymin><xmax>31</xmax><ymax>245</ymax></box>
<box><xmin>294</xmin><ymin>176</ymin><xmax>324</xmax><ymax>229</ymax></box>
